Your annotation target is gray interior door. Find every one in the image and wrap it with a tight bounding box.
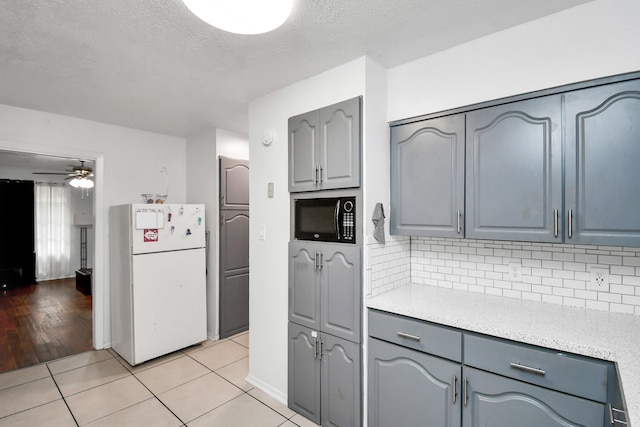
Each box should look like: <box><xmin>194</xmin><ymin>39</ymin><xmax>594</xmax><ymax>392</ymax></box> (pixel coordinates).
<box><xmin>219</xmin><ymin>157</ymin><xmax>249</xmax><ymax>339</ymax></box>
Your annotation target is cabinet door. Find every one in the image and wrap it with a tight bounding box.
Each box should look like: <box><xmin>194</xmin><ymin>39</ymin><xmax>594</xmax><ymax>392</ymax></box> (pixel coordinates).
<box><xmin>368</xmin><ymin>338</ymin><xmax>461</xmax><ymax>427</ymax></box>
<box><xmin>319</xmin><ymin>97</ymin><xmax>361</xmax><ymax>190</ymax></box>
<box><xmin>289</xmin><ymin>241</ymin><xmax>321</xmax><ymax>331</ymax></box>
<box><xmin>288</xmin><ymin>323</ymin><xmax>321</xmax><ymax>424</ymax></box>
<box><xmin>565</xmin><ymin>79</ymin><xmax>640</xmax><ymax>246</ymax></box>
<box><xmin>462</xmin><ymin>366</ymin><xmax>604</xmax><ymax>427</ymax></box>
<box><xmin>320</xmin><ymin>244</ymin><xmax>361</xmax><ymax>343</ymax></box>
<box><xmin>466</xmin><ymin>96</ymin><xmax>562</xmax><ymax>242</ymax></box>
<box><xmin>321</xmin><ymin>333</ymin><xmax>361</xmax><ymax>427</ymax></box>
<box><xmin>289</xmin><ymin>110</ymin><xmax>320</xmax><ymax>192</ymax></box>
<box><xmin>390</xmin><ymin>114</ymin><xmax>465</xmax><ymax>237</ymax></box>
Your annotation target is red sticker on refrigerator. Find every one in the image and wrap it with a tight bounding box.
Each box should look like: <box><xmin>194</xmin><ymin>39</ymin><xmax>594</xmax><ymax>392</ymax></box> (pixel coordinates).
<box><xmin>143</xmin><ymin>229</ymin><xmax>159</xmax><ymax>242</ymax></box>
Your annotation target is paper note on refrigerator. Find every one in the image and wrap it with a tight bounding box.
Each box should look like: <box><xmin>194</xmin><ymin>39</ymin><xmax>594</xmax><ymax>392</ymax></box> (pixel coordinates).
<box><xmin>135</xmin><ymin>209</ymin><xmax>165</xmax><ymax>230</ymax></box>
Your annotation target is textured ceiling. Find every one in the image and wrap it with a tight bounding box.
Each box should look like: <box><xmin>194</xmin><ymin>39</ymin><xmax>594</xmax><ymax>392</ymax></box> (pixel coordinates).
<box><xmin>0</xmin><ymin>0</ymin><xmax>592</xmax><ymax>137</ymax></box>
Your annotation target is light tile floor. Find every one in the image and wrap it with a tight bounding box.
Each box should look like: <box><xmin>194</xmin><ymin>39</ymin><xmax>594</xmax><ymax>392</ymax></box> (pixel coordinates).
<box><xmin>0</xmin><ymin>332</ymin><xmax>320</xmax><ymax>427</ymax></box>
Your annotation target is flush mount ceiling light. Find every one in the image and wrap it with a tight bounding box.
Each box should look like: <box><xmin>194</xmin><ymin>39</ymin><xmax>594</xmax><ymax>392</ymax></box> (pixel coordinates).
<box><xmin>182</xmin><ymin>0</ymin><xmax>293</xmax><ymax>35</ymax></box>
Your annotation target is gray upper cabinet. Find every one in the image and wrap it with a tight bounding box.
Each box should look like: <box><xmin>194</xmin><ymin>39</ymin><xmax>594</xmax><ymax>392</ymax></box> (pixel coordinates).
<box><xmin>289</xmin><ymin>97</ymin><xmax>361</xmax><ymax>192</ymax></box>
<box><xmin>390</xmin><ymin>114</ymin><xmax>465</xmax><ymax>237</ymax></box>
<box><xmin>289</xmin><ymin>241</ymin><xmax>361</xmax><ymax>343</ymax></box>
<box><xmin>465</xmin><ymin>96</ymin><xmax>563</xmax><ymax>242</ymax></box>
<box><xmin>564</xmin><ymin>79</ymin><xmax>640</xmax><ymax>246</ymax></box>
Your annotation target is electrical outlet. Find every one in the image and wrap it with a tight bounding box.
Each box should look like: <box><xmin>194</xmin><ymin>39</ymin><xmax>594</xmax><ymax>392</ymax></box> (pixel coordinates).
<box><xmin>507</xmin><ymin>263</ymin><xmax>522</xmax><ymax>282</ymax></box>
<box><xmin>589</xmin><ymin>268</ymin><xmax>610</xmax><ymax>292</ymax></box>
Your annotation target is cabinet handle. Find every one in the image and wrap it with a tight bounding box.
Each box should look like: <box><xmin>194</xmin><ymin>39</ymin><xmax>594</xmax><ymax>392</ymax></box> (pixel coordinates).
<box><xmin>314</xmin><ymin>166</ymin><xmax>318</xmax><ymax>185</ymax></box>
<box><xmin>463</xmin><ymin>377</ymin><xmax>468</xmax><ymax>406</ymax></box>
<box><xmin>220</xmin><ymin>213</ymin><xmax>224</xmax><ymax>227</ymax></box>
<box><xmin>457</xmin><ymin>210</ymin><xmax>461</xmax><ymax>234</ymax></box>
<box><xmin>396</xmin><ymin>331</ymin><xmax>420</xmax><ymax>341</ymax></box>
<box><xmin>314</xmin><ymin>251</ymin><xmax>319</xmax><ymax>271</ymax></box>
<box><xmin>554</xmin><ymin>208</ymin><xmax>558</xmax><ymax>238</ymax></box>
<box><xmin>510</xmin><ymin>362</ymin><xmax>546</xmax><ymax>376</ymax></box>
<box><xmin>319</xmin><ymin>252</ymin><xmax>323</xmax><ymax>270</ymax></box>
<box><xmin>609</xmin><ymin>404</ymin><xmax>628</xmax><ymax>425</ymax></box>
<box><xmin>313</xmin><ymin>337</ymin><xmax>319</xmax><ymax>359</ymax></box>
<box><xmin>319</xmin><ymin>339</ymin><xmax>323</xmax><ymax>359</ymax></box>
<box><xmin>568</xmin><ymin>208</ymin><xmax>573</xmax><ymax>238</ymax></box>
<box><xmin>452</xmin><ymin>375</ymin><xmax>458</xmax><ymax>404</ymax></box>
<box><xmin>319</xmin><ymin>166</ymin><xmax>323</xmax><ymax>184</ymax></box>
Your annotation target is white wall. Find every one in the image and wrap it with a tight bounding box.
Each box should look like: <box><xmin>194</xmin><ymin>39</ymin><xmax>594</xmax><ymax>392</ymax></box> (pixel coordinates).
<box><xmin>0</xmin><ymin>103</ymin><xmax>187</xmax><ymax>349</ymax></box>
<box><xmin>248</xmin><ymin>57</ymin><xmax>367</xmax><ymax>400</ymax></box>
<box><xmin>186</xmin><ymin>128</ymin><xmax>248</xmax><ymax>340</ymax></box>
<box><xmin>388</xmin><ymin>0</ymin><xmax>640</xmax><ymax>121</ymax></box>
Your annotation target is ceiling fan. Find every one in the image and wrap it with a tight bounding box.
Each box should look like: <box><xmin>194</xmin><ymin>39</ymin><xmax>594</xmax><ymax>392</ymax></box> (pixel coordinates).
<box><xmin>33</xmin><ymin>161</ymin><xmax>94</xmax><ymax>188</ymax></box>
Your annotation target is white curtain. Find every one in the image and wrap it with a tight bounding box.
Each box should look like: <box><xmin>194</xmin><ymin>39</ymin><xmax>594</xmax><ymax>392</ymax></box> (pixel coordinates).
<box><xmin>35</xmin><ymin>184</ymin><xmax>72</xmax><ymax>280</ymax></box>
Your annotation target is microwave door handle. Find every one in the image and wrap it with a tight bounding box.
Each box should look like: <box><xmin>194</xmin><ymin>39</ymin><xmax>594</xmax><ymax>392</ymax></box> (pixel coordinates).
<box><xmin>335</xmin><ymin>200</ymin><xmax>341</xmax><ymax>240</ymax></box>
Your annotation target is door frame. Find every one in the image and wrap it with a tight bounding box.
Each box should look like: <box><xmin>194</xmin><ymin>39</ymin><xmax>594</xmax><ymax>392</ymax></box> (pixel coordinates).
<box><xmin>0</xmin><ymin>139</ymin><xmax>104</xmax><ymax>350</ymax></box>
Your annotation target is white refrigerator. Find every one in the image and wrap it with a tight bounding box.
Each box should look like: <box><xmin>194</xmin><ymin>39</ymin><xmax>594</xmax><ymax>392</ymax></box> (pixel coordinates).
<box><xmin>110</xmin><ymin>203</ymin><xmax>207</xmax><ymax>365</ymax></box>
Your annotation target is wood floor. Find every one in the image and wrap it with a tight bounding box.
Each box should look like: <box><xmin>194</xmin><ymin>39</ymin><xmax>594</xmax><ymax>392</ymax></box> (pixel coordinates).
<box><xmin>0</xmin><ymin>277</ymin><xmax>92</xmax><ymax>374</ymax></box>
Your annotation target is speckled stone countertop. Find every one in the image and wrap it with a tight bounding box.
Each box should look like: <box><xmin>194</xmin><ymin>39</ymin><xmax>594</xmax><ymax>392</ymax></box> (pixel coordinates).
<box><xmin>367</xmin><ymin>283</ymin><xmax>640</xmax><ymax>427</ymax></box>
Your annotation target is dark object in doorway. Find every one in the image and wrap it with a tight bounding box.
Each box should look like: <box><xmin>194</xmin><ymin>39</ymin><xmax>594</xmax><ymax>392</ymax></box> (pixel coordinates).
<box><xmin>0</xmin><ymin>268</ymin><xmax>27</xmax><ymax>290</ymax></box>
<box><xmin>75</xmin><ymin>268</ymin><xmax>92</xmax><ymax>295</ymax></box>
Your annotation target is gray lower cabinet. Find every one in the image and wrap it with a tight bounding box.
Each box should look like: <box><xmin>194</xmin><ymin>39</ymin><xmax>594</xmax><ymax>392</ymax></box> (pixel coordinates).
<box><xmin>465</xmin><ymin>95</ymin><xmax>563</xmax><ymax>242</ymax></box>
<box><xmin>564</xmin><ymin>78</ymin><xmax>640</xmax><ymax>246</ymax></box>
<box><xmin>368</xmin><ymin>337</ymin><xmax>461</xmax><ymax>427</ymax></box>
<box><xmin>390</xmin><ymin>114</ymin><xmax>465</xmax><ymax>237</ymax></box>
<box><xmin>289</xmin><ymin>97</ymin><xmax>361</xmax><ymax>192</ymax></box>
<box><xmin>289</xmin><ymin>241</ymin><xmax>361</xmax><ymax>343</ymax></box>
<box><xmin>288</xmin><ymin>322</ymin><xmax>361</xmax><ymax>427</ymax></box>
<box><xmin>368</xmin><ymin>309</ymin><xmax>626</xmax><ymax>427</ymax></box>
<box><xmin>462</xmin><ymin>366</ymin><xmax>604</xmax><ymax>427</ymax></box>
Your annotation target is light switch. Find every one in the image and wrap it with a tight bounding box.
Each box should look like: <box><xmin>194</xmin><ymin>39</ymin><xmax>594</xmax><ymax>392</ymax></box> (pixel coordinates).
<box><xmin>258</xmin><ymin>224</ymin><xmax>266</xmax><ymax>240</ymax></box>
<box><xmin>267</xmin><ymin>182</ymin><xmax>274</xmax><ymax>198</ymax></box>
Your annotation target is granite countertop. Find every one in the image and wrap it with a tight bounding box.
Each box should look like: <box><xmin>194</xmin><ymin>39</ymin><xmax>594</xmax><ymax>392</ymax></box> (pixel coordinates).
<box><xmin>367</xmin><ymin>283</ymin><xmax>640</xmax><ymax>427</ymax></box>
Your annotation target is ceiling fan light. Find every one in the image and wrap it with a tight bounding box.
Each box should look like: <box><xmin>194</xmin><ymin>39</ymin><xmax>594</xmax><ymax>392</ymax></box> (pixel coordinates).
<box><xmin>69</xmin><ymin>178</ymin><xmax>81</xmax><ymax>188</ymax></box>
<box><xmin>182</xmin><ymin>0</ymin><xmax>293</xmax><ymax>35</ymax></box>
<box><xmin>79</xmin><ymin>178</ymin><xmax>94</xmax><ymax>189</ymax></box>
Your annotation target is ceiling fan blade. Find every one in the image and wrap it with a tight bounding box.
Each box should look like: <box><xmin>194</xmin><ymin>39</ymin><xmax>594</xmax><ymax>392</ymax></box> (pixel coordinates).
<box><xmin>32</xmin><ymin>172</ymin><xmax>70</xmax><ymax>175</ymax></box>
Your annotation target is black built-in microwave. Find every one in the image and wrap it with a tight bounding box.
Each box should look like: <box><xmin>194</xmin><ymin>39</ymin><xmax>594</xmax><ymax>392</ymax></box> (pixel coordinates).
<box><xmin>294</xmin><ymin>196</ymin><xmax>356</xmax><ymax>243</ymax></box>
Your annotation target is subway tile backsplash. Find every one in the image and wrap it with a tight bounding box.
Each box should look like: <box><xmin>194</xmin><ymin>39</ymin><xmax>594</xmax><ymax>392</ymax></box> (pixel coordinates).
<box><xmin>368</xmin><ymin>236</ymin><xmax>640</xmax><ymax>316</ymax></box>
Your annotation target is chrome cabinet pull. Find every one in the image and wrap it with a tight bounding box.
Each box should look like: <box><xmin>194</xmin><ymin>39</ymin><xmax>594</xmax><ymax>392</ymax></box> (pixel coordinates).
<box><xmin>396</xmin><ymin>331</ymin><xmax>420</xmax><ymax>341</ymax></box>
<box><xmin>510</xmin><ymin>362</ymin><xmax>546</xmax><ymax>376</ymax></box>
<box><xmin>313</xmin><ymin>337</ymin><xmax>318</xmax><ymax>359</ymax></box>
<box><xmin>319</xmin><ymin>166</ymin><xmax>323</xmax><ymax>183</ymax></box>
<box><xmin>314</xmin><ymin>166</ymin><xmax>319</xmax><ymax>184</ymax></box>
<box><xmin>554</xmin><ymin>208</ymin><xmax>558</xmax><ymax>237</ymax></box>
<box><xmin>463</xmin><ymin>377</ymin><xmax>468</xmax><ymax>406</ymax></box>
<box><xmin>319</xmin><ymin>339</ymin><xmax>323</xmax><ymax>359</ymax></box>
<box><xmin>319</xmin><ymin>252</ymin><xmax>323</xmax><ymax>270</ymax></box>
<box><xmin>452</xmin><ymin>375</ymin><xmax>458</xmax><ymax>404</ymax></box>
<box><xmin>568</xmin><ymin>208</ymin><xmax>573</xmax><ymax>238</ymax></box>
<box><xmin>314</xmin><ymin>251</ymin><xmax>319</xmax><ymax>271</ymax></box>
<box><xmin>457</xmin><ymin>210</ymin><xmax>461</xmax><ymax>234</ymax></box>
<box><xmin>609</xmin><ymin>404</ymin><xmax>628</xmax><ymax>425</ymax></box>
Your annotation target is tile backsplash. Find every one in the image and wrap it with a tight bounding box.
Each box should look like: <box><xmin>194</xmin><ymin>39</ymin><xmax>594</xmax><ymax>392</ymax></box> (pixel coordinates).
<box><xmin>368</xmin><ymin>236</ymin><xmax>640</xmax><ymax>315</ymax></box>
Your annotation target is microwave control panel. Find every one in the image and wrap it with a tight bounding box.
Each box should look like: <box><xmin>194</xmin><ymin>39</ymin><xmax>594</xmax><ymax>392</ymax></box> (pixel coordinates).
<box><xmin>341</xmin><ymin>200</ymin><xmax>355</xmax><ymax>241</ymax></box>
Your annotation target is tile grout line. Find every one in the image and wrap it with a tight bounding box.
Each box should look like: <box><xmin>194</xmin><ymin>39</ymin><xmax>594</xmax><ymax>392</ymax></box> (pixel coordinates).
<box><xmin>46</xmin><ymin>363</ymin><xmax>80</xmax><ymax>427</ymax></box>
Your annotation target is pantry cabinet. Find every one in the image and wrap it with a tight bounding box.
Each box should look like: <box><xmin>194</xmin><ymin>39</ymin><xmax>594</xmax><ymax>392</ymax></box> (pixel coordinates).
<box><xmin>288</xmin><ymin>241</ymin><xmax>361</xmax><ymax>343</ymax></box>
<box><xmin>288</xmin><ymin>323</ymin><xmax>361</xmax><ymax>427</ymax></box>
<box><xmin>288</xmin><ymin>241</ymin><xmax>362</xmax><ymax>427</ymax></box>
<box><xmin>289</xmin><ymin>97</ymin><xmax>361</xmax><ymax>193</ymax></box>
<box><xmin>390</xmin><ymin>114</ymin><xmax>465</xmax><ymax>238</ymax></box>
